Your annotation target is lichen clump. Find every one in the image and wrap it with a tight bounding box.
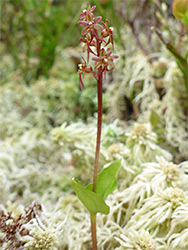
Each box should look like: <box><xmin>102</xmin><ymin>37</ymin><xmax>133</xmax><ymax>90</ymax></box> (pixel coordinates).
<box><xmin>163</xmin><ymin>187</ymin><xmax>186</xmax><ymax>209</ymax></box>
<box><xmin>115</xmin><ymin>230</ymin><xmax>156</xmax><ymax>250</ymax></box>
<box><xmin>161</xmin><ymin>162</ymin><xmax>179</xmax><ymax>185</ymax></box>
<box><xmin>24</xmin><ymin>231</ymin><xmax>56</xmax><ymax>250</ymax></box>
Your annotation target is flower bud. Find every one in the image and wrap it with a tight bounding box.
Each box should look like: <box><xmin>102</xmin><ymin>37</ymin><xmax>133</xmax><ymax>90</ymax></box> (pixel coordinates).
<box><xmin>101</xmin><ymin>29</ymin><xmax>109</xmax><ymax>38</ymax></box>
<box><xmin>85</xmin><ymin>65</ymin><xmax>93</xmax><ymax>73</ymax></box>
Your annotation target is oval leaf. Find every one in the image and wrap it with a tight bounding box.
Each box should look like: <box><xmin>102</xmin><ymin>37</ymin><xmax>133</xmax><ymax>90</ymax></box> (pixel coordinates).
<box><xmin>71</xmin><ymin>178</ymin><xmax>109</xmax><ymax>215</ymax></box>
<box><xmin>86</xmin><ymin>160</ymin><xmax>121</xmax><ymax>200</ymax></box>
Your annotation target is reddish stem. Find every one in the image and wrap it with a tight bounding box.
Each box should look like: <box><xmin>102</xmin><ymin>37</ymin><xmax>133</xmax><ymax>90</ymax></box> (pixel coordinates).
<box><xmin>90</xmin><ymin>37</ymin><xmax>103</xmax><ymax>250</ymax></box>
<box><xmin>90</xmin><ymin>70</ymin><xmax>102</xmax><ymax>250</ymax></box>
<box><xmin>90</xmin><ymin>213</ymin><xmax>97</xmax><ymax>250</ymax></box>
<box><xmin>92</xmin><ymin>71</ymin><xmax>103</xmax><ymax>193</ymax></box>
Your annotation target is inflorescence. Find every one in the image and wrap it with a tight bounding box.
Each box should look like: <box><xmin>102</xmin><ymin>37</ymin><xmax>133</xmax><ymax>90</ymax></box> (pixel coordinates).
<box><xmin>77</xmin><ymin>2</ymin><xmax>118</xmax><ymax>89</ymax></box>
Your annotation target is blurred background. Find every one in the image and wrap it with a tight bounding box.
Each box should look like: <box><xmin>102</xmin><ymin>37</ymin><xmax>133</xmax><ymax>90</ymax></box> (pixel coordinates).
<box><xmin>0</xmin><ymin>0</ymin><xmax>174</xmax><ymax>84</ymax></box>
<box><xmin>1</xmin><ymin>2</ymin><xmax>188</xmax><ymax>249</ymax></box>
<box><xmin>0</xmin><ymin>0</ymin><xmax>187</xmax><ymax>156</ymax></box>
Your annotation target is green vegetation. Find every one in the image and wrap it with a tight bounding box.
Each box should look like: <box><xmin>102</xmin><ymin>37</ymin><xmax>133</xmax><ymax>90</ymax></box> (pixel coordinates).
<box><xmin>0</xmin><ymin>1</ymin><xmax>188</xmax><ymax>249</ymax></box>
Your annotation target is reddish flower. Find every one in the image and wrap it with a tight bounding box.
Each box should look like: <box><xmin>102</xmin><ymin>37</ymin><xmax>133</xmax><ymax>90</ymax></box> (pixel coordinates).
<box><xmin>80</xmin><ymin>33</ymin><xmax>96</xmax><ymax>63</ymax></box>
<box><xmin>80</xmin><ymin>2</ymin><xmax>96</xmax><ymax>21</ymax></box>
<box><xmin>77</xmin><ymin>57</ymin><xmax>93</xmax><ymax>90</ymax></box>
<box><xmin>101</xmin><ymin>19</ymin><xmax>115</xmax><ymax>48</ymax></box>
<box><xmin>92</xmin><ymin>48</ymin><xmax>118</xmax><ymax>80</ymax></box>
<box><xmin>78</xmin><ymin>16</ymin><xmax>103</xmax><ymax>37</ymax></box>
<box><xmin>77</xmin><ymin>3</ymin><xmax>118</xmax><ymax>87</ymax></box>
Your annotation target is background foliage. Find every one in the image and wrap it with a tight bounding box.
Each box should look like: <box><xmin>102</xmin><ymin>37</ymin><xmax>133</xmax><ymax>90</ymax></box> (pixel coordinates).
<box><xmin>0</xmin><ymin>0</ymin><xmax>188</xmax><ymax>249</ymax></box>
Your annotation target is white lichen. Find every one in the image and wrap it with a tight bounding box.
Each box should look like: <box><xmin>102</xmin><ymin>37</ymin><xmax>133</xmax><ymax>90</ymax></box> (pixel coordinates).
<box><xmin>115</xmin><ymin>229</ymin><xmax>156</xmax><ymax>250</ymax></box>
<box><xmin>126</xmin><ymin>123</ymin><xmax>172</xmax><ymax>165</ymax></box>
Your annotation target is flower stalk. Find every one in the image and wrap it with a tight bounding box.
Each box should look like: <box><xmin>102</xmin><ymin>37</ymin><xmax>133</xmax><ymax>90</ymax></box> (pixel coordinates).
<box><xmin>93</xmin><ymin>70</ymin><xmax>103</xmax><ymax>193</ymax></box>
<box><xmin>77</xmin><ymin>3</ymin><xmax>118</xmax><ymax>249</ymax></box>
<box><xmin>90</xmin><ymin>213</ymin><xmax>97</xmax><ymax>249</ymax></box>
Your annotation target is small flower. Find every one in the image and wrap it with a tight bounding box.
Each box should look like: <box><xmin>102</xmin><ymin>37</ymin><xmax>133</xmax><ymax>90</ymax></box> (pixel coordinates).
<box><xmin>80</xmin><ymin>33</ymin><xmax>96</xmax><ymax>63</ymax></box>
<box><xmin>77</xmin><ymin>57</ymin><xmax>93</xmax><ymax>90</ymax></box>
<box><xmin>92</xmin><ymin>48</ymin><xmax>118</xmax><ymax>79</ymax></box>
<box><xmin>101</xmin><ymin>19</ymin><xmax>116</xmax><ymax>48</ymax></box>
<box><xmin>80</xmin><ymin>2</ymin><xmax>96</xmax><ymax>22</ymax></box>
<box><xmin>78</xmin><ymin>16</ymin><xmax>103</xmax><ymax>37</ymax></box>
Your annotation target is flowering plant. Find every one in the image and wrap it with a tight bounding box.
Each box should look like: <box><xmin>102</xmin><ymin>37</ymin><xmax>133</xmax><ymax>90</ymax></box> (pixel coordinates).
<box><xmin>72</xmin><ymin>3</ymin><xmax>120</xmax><ymax>250</ymax></box>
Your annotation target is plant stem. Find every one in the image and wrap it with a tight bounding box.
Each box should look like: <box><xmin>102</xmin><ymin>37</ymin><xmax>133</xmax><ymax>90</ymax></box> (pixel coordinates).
<box><xmin>90</xmin><ymin>213</ymin><xmax>97</xmax><ymax>250</ymax></box>
<box><xmin>93</xmin><ymin>71</ymin><xmax>103</xmax><ymax>193</ymax></box>
<box><xmin>91</xmin><ymin>70</ymin><xmax>103</xmax><ymax>250</ymax></box>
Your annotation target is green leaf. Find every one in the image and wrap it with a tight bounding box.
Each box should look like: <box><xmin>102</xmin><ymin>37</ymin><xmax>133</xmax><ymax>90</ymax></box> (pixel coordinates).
<box><xmin>86</xmin><ymin>160</ymin><xmax>121</xmax><ymax>200</ymax></box>
<box><xmin>150</xmin><ymin>111</ymin><xmax>160</xmax><ymax>127</ymax></box>
<box><xmin>71</xmin><ymin>178</ymin><xmax>109</xmax><ymax>215</ymax></box>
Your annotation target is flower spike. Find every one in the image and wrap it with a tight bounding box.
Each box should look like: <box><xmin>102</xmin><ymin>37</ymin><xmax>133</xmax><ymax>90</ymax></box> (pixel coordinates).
<box><xmin>77</xmin><ymin>2</ymin><xmax>118</xmax><ymax>88</ymax></box>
